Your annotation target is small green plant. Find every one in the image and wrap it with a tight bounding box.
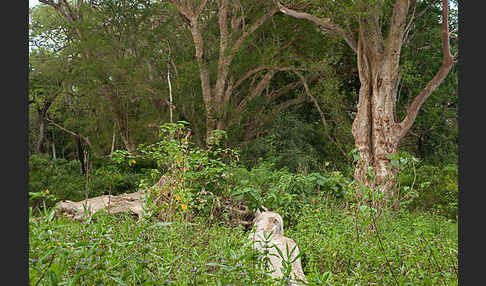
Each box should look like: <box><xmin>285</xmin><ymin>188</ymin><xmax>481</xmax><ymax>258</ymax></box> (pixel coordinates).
<box><xmin>393</xmin><ymin>152</ymin><xmax>458</xmax><ymax>219</ymax></box>
<box><xmin>29</xmin><ymin>189</ymin><xmax>58</xmax><ymax>217</ymax></box>
<box><xmin>271</xmin><ymin>241</ymin><xmax>304</xmax><ymax>284</ymax></box>
<box><xmin>114</xmin><ymin>121</ymin><xmax>240</xmax><ymax>221</ymax></box>
<box><xmin>30</xmin><ymin>197</ymin><xmax>458</xmax><ymax>285</ymax></box>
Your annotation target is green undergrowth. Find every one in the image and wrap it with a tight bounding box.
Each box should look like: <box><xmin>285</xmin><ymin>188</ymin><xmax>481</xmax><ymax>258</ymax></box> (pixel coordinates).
<box><xmin>29</xmin><ymin>199</ymin><xmax>457</xmax><ymax>286</ymax></box>
<box><xmin>29</xmin><ymin>123</ymin><xmax>457</xmax><ymax>285</ymax></box>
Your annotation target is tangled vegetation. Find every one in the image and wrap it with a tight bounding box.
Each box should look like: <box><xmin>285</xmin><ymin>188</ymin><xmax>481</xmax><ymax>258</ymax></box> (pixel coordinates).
<box><xmin>29</xmin><ymin>123</ymin><xmax>457</xmax><ymax>285</ymax></box>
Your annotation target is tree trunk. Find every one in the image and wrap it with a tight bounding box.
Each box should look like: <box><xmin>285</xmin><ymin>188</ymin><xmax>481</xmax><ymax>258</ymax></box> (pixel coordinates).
<box><xmin>76</xmin><ymin>136</ymin><xmax>86</xmax><ymax>175</ymax></box>
<box><xmin>52</xmin><ymin>136</ymin><xmax>57</xmax><ymax>159</ymax></box>
<box><xmin>169</xmin><ymin>0</ymin><xmax>277</xmax><ymax>144</ymax></box>
<box><xmin>110</xmin><ymin>122</ymin><xmax>116</xmax><ymax>158</ymax></box>
<box><xmin>351</xmin><ymin>36</ymin><xmax>399</xmax><ymax>204</ymax></box>
<box><xmin>104</xmin><ymin>88</ymin><xmax>137</xmax><ymax>153</ymax></box>
<box><xmin>36</xmin><ymin>113</ymin><xmax>46</xmax><ymax>154</ymax></box>
<box><xmin>276</xmin><ymin>0</ymin><xmax>456</xmax><ymax>207</ymax></box>
<box><xmin>36</xmin><ymin>101</ymin><xmax>52</xmax><ymax>154</ymax></box>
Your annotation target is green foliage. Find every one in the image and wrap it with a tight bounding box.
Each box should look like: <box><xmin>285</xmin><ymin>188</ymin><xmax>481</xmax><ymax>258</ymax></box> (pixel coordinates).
<box><xmin>241</xmin><ymin>113</ymin><xmax>350</xmax><ymax>174</ymax></box>
<box><xmin>28</xmin><ymin>153</ymin><xmax>153</xmax><ymax>214</ymax></box>
<box><xmin>397</xmin><ymin>156</ymin><xmax>458</xmax><ymax>220</ymax></box>
<box><xmin>289</xmin><ymin>200</ymin><xmax>458</xmax><ymax>285</ymax></box>
<box><xmin>29</xmin><ymin>197</ymin><xmax>458</xmax><ymax>285</ymax></box>
<box><xmin>29</xmin><ymin>154</ymin><xmax>86</xmax><ymax>206</ymax></box>
<box><xmin>29</xmin><ymin>213</ymin><xmax>279</xmax><ymax>285</ymax></box>
<box><xmin>28</xmin><ymin>0</ymin><xmax>458</xmax><ymax>284</ymax></box>
<box><xmin>114</xmin><ymin>122</ymin><xmax>240</xmax><ymax>220</ymax></box>
<box><xmin>230</xmin><ymin>162</ymin><xmax>352</xmax><ymax>228</ymax></box>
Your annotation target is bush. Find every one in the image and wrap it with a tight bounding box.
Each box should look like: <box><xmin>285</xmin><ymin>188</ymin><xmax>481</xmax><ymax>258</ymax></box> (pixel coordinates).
<box><xmin>398</xmin><ymin>159</ymin><xmax>458</xmax><ymax>220</ymax></box>
<box><xmin>229</xmin><ymin>162</ymin><xmax>352</xmax><ymax>228</ymax></box>
<box><xmin>240</xmin><ymin>113</ymin><xmax>350</xmax><ymax>174</ymax></box>
<box><xmin>113</xmin><ymin>122</ymin><xmax>239</xmax><ymax>220</ymax></box>
<box><xmin>29</xmin><ymin>154</ymin><xmax>86</xmax><ymax>206</ymax></box>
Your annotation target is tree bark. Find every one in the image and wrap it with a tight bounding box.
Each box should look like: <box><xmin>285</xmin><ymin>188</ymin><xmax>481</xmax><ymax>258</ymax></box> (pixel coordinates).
<box><xmin>275</xmin><ymin>0</ymin><xmax>457</xmax><ymax>205</ymax></box>
<box><xmin>36</xmin><ymin>112</ymin><xmax>47</xmax><ymax>154</ymax></box>
<box><xmin>169</xmin><ymin>0</ymin><xmax>278</xmax><ymax>143</ymax></box>
<box><xmin>35</xmin><ymin>101</ymin><xmax>53</xmax><ymax>154</ymax></box>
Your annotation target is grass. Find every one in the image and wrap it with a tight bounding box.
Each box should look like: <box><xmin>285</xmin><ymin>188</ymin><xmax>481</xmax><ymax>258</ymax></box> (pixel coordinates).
<box><xmin>29</xmin><ymin>197</ymin><xmax>457</xmax><ymax>286</ymax></box>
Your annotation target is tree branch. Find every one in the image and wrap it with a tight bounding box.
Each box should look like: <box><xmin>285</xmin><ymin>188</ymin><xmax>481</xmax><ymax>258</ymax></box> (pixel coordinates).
<box><xmin>267</xmin><ymin>72</ymin><xmax>323</xmax><ymax>102</ymax></box>
<box><xmin>398</xmin><ymin>0</ymin><xmax>456</xmax><ymax>139</ymax></box>
<box><xmin>236</xmin><ymin>69</ymin><xmax>278</xmax><ymax>113</ymax></box>
<box><xmin>293</xmin><ymin>70</ymin><xmax>348</xmax><ymax>158</ymax></box>
<box><xmin>231</xmin><ymin>6</ymin><xmax>279</xmax><ymax>54</ymax></box>
<box><xmin>167</xmin><ymin>0</ymin><xmax>194</xmax><ymax>19</ymax></box>
<box><xmin>46</xmin><ymin>116</ymin><xmax>94</xmax><ymax>151</ymax></box>
<box><xmin>195</xmin><ymin>0</ymin><xmax>209</xmax><ymax>18</ymax></box>
<box><xmin>233</xmin><ymin>66</ymin><xmax>276</xmax><ymax>90</ymax></box>
<box><xmin>271</xmin><ymin>96</ymin><xmax>309</xmax><ymax>115</ymax></box>
<box><xmin>274</xmin><ymin>0</ymin><xmax>357</xmax><ymax>53</ymax></box>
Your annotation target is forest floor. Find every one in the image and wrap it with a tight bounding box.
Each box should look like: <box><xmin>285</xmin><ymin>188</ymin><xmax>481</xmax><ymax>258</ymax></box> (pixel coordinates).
<box><xmin>29</xmin><ymin>198</ymin><xmax>457</xmax><ymax>285</ymax></box>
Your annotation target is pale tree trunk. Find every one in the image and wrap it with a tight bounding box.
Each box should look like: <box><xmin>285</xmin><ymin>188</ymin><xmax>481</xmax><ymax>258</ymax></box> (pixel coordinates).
<box><xmin>169</xmin><ymin>0</ymin><xmax>278</xmax><ymax>143</ymax></box>
<box><xmin>52</xmin><ymin>132</ymin><xmax>57</xmax><ymax>159</ymax></box>
<box><xmin>36</xmin><ymin>113</ymin><xmax>47</xmax><ymax>154</ymax></box>
<box><xmin>275</xmin><ymin>0</ymin><xmax>457</xmax><ymax>205</ymax></box>
<box><xmin>110</xmin><ymin>122</ymin><xmax>116</xmax><ymax>158</ymax></box>
<box><xmin>167</xmin><ymin>40</ymin><xmax>174</xmax><ymax>123</ymax></box>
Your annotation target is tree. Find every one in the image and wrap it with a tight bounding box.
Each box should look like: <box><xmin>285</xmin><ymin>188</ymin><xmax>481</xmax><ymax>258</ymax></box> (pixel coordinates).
<box><xmin>166</xmin><ymin>0</ymin><xmax>280</xmax><ymax>142</ymax></box>
<box><xmin>274</xmin><ymin>0</ymin><xmax>457</xmax><ymax>206</ymax></box>
<box><xmin>38</xmin><ymin>0</ymin><xmax>173</xmax><ymax>153</ymax></box>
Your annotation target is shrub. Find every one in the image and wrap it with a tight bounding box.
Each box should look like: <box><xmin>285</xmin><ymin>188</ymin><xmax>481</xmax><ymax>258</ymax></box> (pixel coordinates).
<box><xmin>29</xmin><ymin>153</ymin><xmax>155</xmax><ymax>213</ymax></box>
<box><xmin>113</xmin><ymin>122</ymin><xmax>239</xmax><ymax>220</ymax></box>
<box><xmin>384</xmin><ymin>151</ymin><xmax>458</xmax><ymax>220</ymax></box>
<box><xmin>230</xmin><ymin>162</ymin><xmax>352</xmax><ymax>228</ymax></box>
<box><xmin>29</xmin><ymin>154</ymin><xmax>86</xmax><ymax>206</ymax></box>
<box><xmin>398</xmin><ymin>160</ymin><xmax>458</xmax><ymax>220</ymax></box>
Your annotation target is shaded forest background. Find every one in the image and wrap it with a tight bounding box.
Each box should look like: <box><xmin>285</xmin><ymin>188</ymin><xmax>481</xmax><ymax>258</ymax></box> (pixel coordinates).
<box><xmin>28</xmin><ymin>0</ymin><xmax>457</xmax><ymax>219</ymax></box>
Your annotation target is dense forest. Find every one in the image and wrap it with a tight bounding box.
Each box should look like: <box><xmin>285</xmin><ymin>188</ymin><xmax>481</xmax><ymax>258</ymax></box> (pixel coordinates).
<box><xmin>29</xmin><ymin>0</ymin><xmax>458</xmax><ymax>285</ymax></box>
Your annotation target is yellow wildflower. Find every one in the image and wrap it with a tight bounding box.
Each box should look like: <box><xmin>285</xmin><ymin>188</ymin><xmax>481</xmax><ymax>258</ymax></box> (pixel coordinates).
<box><xmin>181</xmin><ymin>204</ymin><xmax>188</xmax><ymax>211</ymax></box>
<box><xmin>45</xmin><ymin>189</ymin><xmax>49</xmax><ymax>194</ymax></box>
<box><xmin>174</xmin><ymin>194</ymin><xmax>181</xmax><ymax>201</ymax></box>
<box><xmin>57</xmin><ymin>242</ymin><xmax>61</xmax><ymax>246</ymax></box>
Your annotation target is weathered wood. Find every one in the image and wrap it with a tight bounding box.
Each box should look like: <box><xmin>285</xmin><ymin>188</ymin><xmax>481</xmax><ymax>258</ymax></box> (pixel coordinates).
<box><xmin>52</xmin><ymin>175</ymin><xmax>175</xmax><ymax>221</ymax></box>
<box><xmin>54</xmin><ymin>190</ymin><xmax>148</xmax><ymax>221</ymax></box>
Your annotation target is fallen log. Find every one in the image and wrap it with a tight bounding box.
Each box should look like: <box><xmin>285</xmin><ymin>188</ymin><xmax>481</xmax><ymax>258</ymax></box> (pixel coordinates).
<box><xmin>54</xmin><ymin>190</ymin><xmax>148</xmax><ymax>221</ymax></box>
<box><xmin>51</xmin><ymin>174</ymin><xmax>177</xmax><ymax>222</ymax></box>
<box><xmin>48</xmin><ymin>174</ymin><xmax>254</xmax><ymax>225</ymax></box>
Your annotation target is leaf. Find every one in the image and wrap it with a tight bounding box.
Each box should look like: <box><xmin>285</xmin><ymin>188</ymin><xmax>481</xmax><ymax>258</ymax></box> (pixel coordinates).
<box><xmin>205</xmin><ymin>262</ymin><xmax>234</xmax><ymax>271</ymax></box>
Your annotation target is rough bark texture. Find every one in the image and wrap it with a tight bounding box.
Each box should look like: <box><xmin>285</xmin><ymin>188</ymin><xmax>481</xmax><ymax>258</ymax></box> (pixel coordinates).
<box><xmin>275</xmin><ymin>0</ymin><xmax>457</xmax><ymax>203</ymax></box>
